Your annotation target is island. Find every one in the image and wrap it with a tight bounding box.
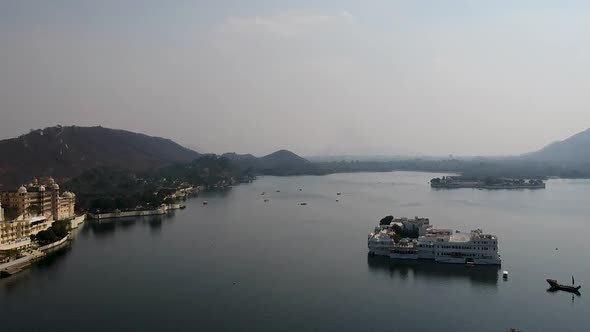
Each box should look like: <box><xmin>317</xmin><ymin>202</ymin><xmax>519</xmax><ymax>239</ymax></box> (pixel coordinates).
<box><xmin>430</xmin><ymin>176</ymin><xmax>545</xmax><ymax>189</ymax></box>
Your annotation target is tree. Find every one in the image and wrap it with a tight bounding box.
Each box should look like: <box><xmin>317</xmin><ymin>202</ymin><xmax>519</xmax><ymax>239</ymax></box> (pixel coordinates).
<box><xmin>91</xmin><ymin>197</ymin><xmax>117</xmax><ymax>212</ymax></box>
<box><xmin>35</xmin><ymin>230</ymin><xmax>58</xmax><ymax>244</ymax></box>
<box><xmin>50</xmin><ymin>220</ymin><xmax>70</xmax><ymax>239</ymax></box>
<box><xmin>379</xmin><ymin>215</ymin><xmax>394</xmax><ymax>225</ymax></box>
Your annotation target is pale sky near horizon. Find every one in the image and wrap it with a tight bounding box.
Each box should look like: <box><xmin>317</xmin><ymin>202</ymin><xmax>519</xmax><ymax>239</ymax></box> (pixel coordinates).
<box><xmin>1</xmin><ymin>1</ymin><xmax>589</xmax><ymax>156</ymax></box>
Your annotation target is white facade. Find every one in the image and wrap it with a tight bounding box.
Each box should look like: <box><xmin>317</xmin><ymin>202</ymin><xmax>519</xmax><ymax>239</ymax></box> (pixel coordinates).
<box><xmin>368</xmin><ymin>223</ymin><xmax>501</xmax><ymax>265</ymax></box>
<box><xmin>367</xmin><ymin>227</ymin><xmax>395</xmax><ymax>256</ymax></box>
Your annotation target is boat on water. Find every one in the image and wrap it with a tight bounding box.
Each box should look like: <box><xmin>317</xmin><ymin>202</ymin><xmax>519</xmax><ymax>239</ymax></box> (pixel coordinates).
<box><xmin>299</xmin><ymin>202</ymin><xmax>307</xmax><ymax>206</ymax></box>
<box><xmin>202</xmin><ymin>201</ymin><xmax>208</xmax><ymax>205</ymax></box>
<box><xmin>503</xmin><ymin>270</ymin><xmax>508</xmax><ymax>280</ymax></box>
<box><xmin>546</xmin><ymin>277</ymin><xmax>581</xmax><ymax>293</ymax></box>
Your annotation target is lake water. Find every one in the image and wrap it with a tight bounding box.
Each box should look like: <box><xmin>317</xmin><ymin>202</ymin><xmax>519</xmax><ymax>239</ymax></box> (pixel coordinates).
<box><xmin>2</xmin><ymin>172</ymin><xmax>589</xmax><ymax>332</ymax></box>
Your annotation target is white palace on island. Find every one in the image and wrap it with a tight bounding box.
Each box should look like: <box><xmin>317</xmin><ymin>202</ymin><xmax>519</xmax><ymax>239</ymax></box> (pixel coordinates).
<box><xmin>368</xmin><ymin>216</ymin><xmax>501</xmax><ymax>265</ymax></box>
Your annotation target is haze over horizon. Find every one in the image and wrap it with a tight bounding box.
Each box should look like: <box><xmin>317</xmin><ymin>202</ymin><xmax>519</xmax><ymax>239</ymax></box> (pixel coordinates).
<box><xmin>1</xmin><ymin>1</ymin><xmax>589</xmax><ymax>156</ymax></box>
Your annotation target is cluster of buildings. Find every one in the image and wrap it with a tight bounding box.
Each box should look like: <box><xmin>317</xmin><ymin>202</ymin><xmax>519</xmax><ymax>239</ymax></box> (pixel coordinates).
<box><xmin>1</xmin><ymin>177</ymin><xmax>76</xmax><ymax>257</ymax></box>
<box><xmin>368</xmin><ymin>216</ymin><xmax>501</xmax><ymax>265</ymax></box>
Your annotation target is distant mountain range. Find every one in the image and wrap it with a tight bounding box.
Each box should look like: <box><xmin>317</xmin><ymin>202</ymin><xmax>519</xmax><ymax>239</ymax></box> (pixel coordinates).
<box><xmin>0</xmin><ymin>126</ymin><xmax>200</xmax><ymax>188</ymax></box>
<box><xmin>523</xmin><ymin>128</ymin><xmax>590</xmax><ymax>164</ymax></box>
<box><xmin>222</xmin><ymin>150</ymin><xmax>322</xmax><ymax>176</ymax></box>
<box><xmin>1</xmin><ymin>125</ymin><xmax>590</xmax><ymax>189</ymax></box>
<box><xmin>0</xmin><ymin>126</ymin><xmax>321</xmax><ymax>189</ymax></box>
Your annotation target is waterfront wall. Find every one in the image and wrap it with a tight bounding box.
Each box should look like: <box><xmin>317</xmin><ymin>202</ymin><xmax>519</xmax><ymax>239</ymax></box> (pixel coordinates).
<box><xmin>87</xmin><ymin>204</ymin><xmax>184</xmax><ymax>221</ymax></box>
<box><xmin>88</xmin><ymin>209</ymin><xmax>166</xmax><ymax>220</ymax></box>
<box><xmin>0</xmin><ymin>250</ymin><xmax>45</xmax><ymax>276</ymax></box>
<box><xmin>38</xmin><ymin>235</ymin><xmax>69</xmax><ymax>252</ymax></box>
<box><xmin>70</xmin><ymin>215</ymin><xmax>86</xmax><ymax>228</ymax></box>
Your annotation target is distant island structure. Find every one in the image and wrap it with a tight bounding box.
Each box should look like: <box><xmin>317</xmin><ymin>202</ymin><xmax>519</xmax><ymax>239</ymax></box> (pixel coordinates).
<box><xmin>368</xmin><ymin>215</ymin><xmax>501</xmax><ymax>265</ymax></box>
<box><xmin>430</xmin><ymin>176</ymin><xmax>545</xmax><ymax>189</ymax></box>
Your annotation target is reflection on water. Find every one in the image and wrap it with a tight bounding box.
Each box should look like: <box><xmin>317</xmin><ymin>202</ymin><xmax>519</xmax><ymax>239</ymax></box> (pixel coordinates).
<box><xmin>2</xmin><ymin>245</ymin><xmax>71</xmax><ymax>292</ymax></box>
<box><xmin>2</xmin><ymin>214</ymin><xmax>177</xmax><ymax>284</ymax></box>
<box><xmin>367</xmin><ymin>255</ymin><xmax>500</xmax><ymax>286</ymax></box>
<box><xmin>86</xmin><ymin>219</ymin><xmax>117</xmax><ymax>236</ymax></box>
<box><xmin>35</xmin><ymin>245</ymin><xmax>72</xmax><ymax>269</ymax></box>
<box><xmin>546</xmin><ymin>288</ymin><xmax>581</xmax><ymax>297</ymax></box>
<box><xmin>84</xmin><ymin>214</ymin><xmax>174</xmax><ymax>237</ymax></box>
<box><xmin>2</xmin><ymin>173</ymin><xmax>589</xmax><ymax>332</ymax></box>
<box><xmin>148</xmin><ymin>216</ymin><xmax>163</xmax><ymax>233</ymax></box>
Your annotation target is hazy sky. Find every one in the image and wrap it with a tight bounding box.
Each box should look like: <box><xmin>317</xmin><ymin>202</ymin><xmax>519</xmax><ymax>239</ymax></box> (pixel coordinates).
<box><xmin>1</xmin><ymin>1</ymin><xmax>589</xmax><ymax>156</ymax></box>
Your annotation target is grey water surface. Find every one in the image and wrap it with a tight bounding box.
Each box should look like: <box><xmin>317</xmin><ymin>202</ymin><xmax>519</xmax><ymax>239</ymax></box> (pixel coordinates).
<box><xmin>2</xmin><ymin>172</ymin><xmax>588</xmax><ymax>332</ymax></box>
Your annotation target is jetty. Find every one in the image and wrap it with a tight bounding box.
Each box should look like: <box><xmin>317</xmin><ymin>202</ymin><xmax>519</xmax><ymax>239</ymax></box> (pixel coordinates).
<box><xmin>1</xmin><ymin>234</ymin><xmax>72</xmax><ymax>278</ymax></box>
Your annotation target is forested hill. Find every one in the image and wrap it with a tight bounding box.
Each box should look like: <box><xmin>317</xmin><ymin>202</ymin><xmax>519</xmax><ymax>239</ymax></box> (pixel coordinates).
<box><xmin>0</xmin><ymin>126</ymin><xmax>200</xmax><ymax>189</ymax></box>
<box><xmin>523</xmin><ymin>128</ymin><xmax>590</xmax><ymax>164</ymax></box>
<box><xmin>223</xmin><ymin>149</ymin><xmax>323</xmax><ymax>176</ymax></box>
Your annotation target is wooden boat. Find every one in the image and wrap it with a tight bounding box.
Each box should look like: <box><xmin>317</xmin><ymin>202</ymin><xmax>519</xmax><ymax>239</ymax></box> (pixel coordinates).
<box><xmin>546</xmin><ymin>277</ymin><xmax>581</xmax><ymax>293</ymax></box>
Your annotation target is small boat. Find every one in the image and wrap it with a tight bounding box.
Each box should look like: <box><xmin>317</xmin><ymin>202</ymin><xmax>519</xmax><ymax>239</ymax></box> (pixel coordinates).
<box><xmin>503</xmin><ymin>271</ymin><xmax>508</xmax><ymax>280</ymax></box>
<box><xmin>546</xmin><ymin>277</ymin><xmax>581</xmax><ymax>293</ymax></box>
<box><xmin>299</xmin><ymin>202</ymin><xmax>307</xmax><ymax>206</ymax></box>
<box><xmin>276</xmin><ymin>190</ymin><xmax>280</xmax><ymax>193</ymax></box>
<box><xmin>202</xmin><ymin>201</ymin><xmax>208</xmax><ymax>205</ymax></box>
<box><xmin>261</xmin><ymin>192</ymin><xmax>265</xmax><ymax>195</ymax></box>
<box><xmin>299</xmin><ymin>188</ymin><xmax>302</xmax><ymax>191</ymax></box>
<box><xmin>179</xmin><ymin>205</ymin><xmax>186</xmax><ymax>210</ymax></box>
<box><xmin>336</xmin><ymin>192</ymin><xmax>342</xmax><ymax>196</ymax></box>
<box><xmin>264</xmin><ymin>199</ymin><xmax>269</xmax><ymax>202</ymax></box>
<box><xmin>465</xmin><ymin>261</ymin><xmax>475</xmax><ymax>268</ymax></box>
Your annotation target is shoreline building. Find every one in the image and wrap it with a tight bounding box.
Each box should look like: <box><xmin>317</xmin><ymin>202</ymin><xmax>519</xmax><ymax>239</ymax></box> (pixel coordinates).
<box><xmin>1</xmin><ymin>177</ymin><xmax>76</xmax><ymax>249</ymax></box>
<box><xmin>0</xmin><ymin>177</ymin><xmax>75</xmax><ymax>222</ymax></box>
